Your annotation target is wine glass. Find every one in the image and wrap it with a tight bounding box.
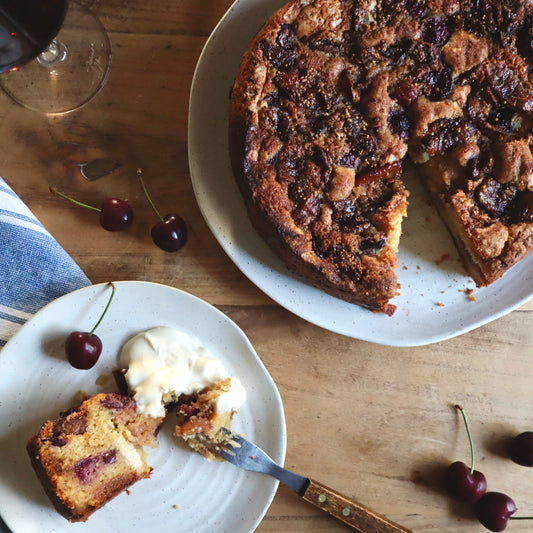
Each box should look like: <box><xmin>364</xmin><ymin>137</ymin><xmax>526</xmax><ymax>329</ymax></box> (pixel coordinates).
<box><xmin>0</xmin><ymin>0</ymin><xmax>111</xmax><ymax>114</ymax></box>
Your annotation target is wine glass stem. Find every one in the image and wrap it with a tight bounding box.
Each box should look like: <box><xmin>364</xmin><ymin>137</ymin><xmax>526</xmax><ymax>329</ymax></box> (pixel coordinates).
<box><xmin>37</xmin><ymin>39</ymin><xmax>68</xmax><ymax>67</ymax></box>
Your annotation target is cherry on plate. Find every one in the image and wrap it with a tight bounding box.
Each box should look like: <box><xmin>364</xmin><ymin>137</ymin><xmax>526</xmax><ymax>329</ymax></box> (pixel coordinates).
<box><xmin>65</xmin><ymin>282</ymin><xmax>116</xmax><ymax>369</ymax></box>
<box><xmin>66</xmin><ymin>331</ymin><xmax>103</xmax><ymax>370</ymax></box>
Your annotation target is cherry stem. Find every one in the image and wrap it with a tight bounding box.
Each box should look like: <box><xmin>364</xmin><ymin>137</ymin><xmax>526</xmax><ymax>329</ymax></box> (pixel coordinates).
<box><xmin>49</xmin><ymin>187</ymin><xmax>101</xmax><ymax>213</ymax></box>
<box><xmin>137</xmin><ymin>168</ymin><xmax>163</xmax><ymax>221</ymax></box>
<box><xmin>455</xmin><ymin>404</ymin><xmax>476</xmax><ymax>475</ymax></box>
<box><xmin>89</xmin><ymin>282</ymin><xmax>116</xmax><ymax>336</ymax></box>
<box><xmin>510</xmin><ymin>517</ymin><xmax>533</xmax><ymax>520</ymax></box>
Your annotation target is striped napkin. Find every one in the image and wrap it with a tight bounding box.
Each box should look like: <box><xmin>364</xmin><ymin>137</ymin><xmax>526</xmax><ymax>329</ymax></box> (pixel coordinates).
<box><xmin>0</xmin><ymin>176</ymin><xmax>91</xmax><ymax>346</ymax></box>
<box><xmin>0</xmin><ymin>177</ymin><xmax>91</xmax><ymax>532</ymax></box>
<box><xmin>0</xmin><ymin>178</ymin><xmax>91</xmax><ymax>531</ymax></box>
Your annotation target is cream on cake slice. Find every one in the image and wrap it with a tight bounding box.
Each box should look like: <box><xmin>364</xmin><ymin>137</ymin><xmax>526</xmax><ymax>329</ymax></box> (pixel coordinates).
<box><xmin>119</xmin><ymin>326</ymin><xmax>246</xmax><ymax>460</ymax></box>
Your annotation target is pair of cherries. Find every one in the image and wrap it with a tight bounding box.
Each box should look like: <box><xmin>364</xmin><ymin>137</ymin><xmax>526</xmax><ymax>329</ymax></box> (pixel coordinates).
<box><xmin>50</xmin><ymin>168</ymin><xmax>187</xmax><ymax>252</ymax></box>
<box><xmin>446</xmin><ymin>405</ymin><xmax>533</xmax><ymax>531</ymax></box>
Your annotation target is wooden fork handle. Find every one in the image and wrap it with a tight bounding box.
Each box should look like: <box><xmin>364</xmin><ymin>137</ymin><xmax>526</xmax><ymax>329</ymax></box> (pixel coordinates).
<box><xmin>301</xmin><ymin>478</ymin><xmax>412</xmax><ymax>533</ymax></box>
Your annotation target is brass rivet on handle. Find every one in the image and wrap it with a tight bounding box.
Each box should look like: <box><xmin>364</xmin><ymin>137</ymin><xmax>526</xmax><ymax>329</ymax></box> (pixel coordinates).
<box><xmin>317</xmin><ymin>494</ymin><xmax>327</xmax><ymax>503</ymax></box>
<box><xmin>342</xmin><ymin>507</ymin><xmax>351</xmax><ymax>517</ymax></box>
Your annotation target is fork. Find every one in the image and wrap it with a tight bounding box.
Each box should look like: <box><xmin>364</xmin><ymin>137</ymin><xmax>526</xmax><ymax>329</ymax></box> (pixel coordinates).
<box><xmin>196</xmin><ymin>428</ymin><xmax>411</xmax><ymax>533</ymax></box>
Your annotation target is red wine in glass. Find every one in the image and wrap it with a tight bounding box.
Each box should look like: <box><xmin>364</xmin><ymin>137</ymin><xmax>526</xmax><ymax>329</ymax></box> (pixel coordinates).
<box><xmin>0</xmin><ymin>0</ymin><xmax>68</xmax><ymax>73</ymax></box>
<box><xmin>0</xmin><ymin>0</ymin><xmax>111</xmax><ymax>114</ymax></box>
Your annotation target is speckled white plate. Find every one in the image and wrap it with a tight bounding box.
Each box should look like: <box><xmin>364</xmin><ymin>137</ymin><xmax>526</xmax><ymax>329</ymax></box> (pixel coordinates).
<box><xmin>188</xmin><ymin>0</ymin><xmax>533</xmax><ymax>347</ymax></box>
<box><xmin>0</xmin><ymin>281</ymin><xmax>286</xmax><ymax>533</ymax></box>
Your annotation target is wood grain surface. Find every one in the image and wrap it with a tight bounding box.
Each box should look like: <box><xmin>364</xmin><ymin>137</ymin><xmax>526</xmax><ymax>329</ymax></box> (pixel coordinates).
<box><xmin>1</xmin><ymin>1</ymin><xmax>533</xmax><ymax>532</ymax></box>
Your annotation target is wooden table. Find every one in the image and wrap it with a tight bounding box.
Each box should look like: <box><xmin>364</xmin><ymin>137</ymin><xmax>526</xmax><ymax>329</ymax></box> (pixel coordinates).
<box><xmin>1</xmin><ymin>1</ymin><xmax>533</xmax><ymax>531</ymax></box>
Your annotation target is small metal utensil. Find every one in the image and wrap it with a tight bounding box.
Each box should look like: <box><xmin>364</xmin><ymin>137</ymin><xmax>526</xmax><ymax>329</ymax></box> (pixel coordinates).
<box><xmin>78</xmin><ymin>158</ymin><xmax>121</xmax><ymax>181</ymax></box>
<box><xmin>196</xmin><ymin>428</ymin><xmax>412</xmax><ymax>533</ymax></box>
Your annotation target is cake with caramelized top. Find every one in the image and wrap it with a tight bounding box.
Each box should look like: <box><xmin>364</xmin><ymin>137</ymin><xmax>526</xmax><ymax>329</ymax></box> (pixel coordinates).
<box><xmin>230</xmin><ymin>0</ymin><xmax>533</xmax><ymax>313</ymax></box>
<box><xmin>27</xmin><ymin>393</ymin><xmax>163</xmax><ymax>522</ymax></box>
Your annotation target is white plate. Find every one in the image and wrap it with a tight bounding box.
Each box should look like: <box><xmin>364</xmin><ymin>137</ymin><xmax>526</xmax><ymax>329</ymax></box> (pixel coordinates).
<box><xmin>0</xmin><ymin>281</ymin><xmax>286</xmax><ymax>533</ymax></box>
<box><xmin>188</xmin><ymin>0</ymin><xmax>533</xmax><ymax>347</ymax></box>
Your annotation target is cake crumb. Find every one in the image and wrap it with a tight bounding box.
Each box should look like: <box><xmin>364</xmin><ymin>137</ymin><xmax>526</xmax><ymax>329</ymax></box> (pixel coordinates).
<box><xmin>436</xmin><ymin>302</ymin><xmax>445</xmax><ymax>307</ymax></box>
<box><xmin>75</xmin><ymin>390</ymin><xmax>89</xmax><ymax>403</ymax></box>
<box><xmin>95</xmin><ymin>374</ymin><xmax>109</xmax><ymax>386</ymax></box>
<box><xmin>435</xmin><ymin>253</ymin><xmax>450</xmax><ymax>265</ymax></box>
<box><xmin>173</xmin><ymin>504</ymin><xmax>179</xmax><ymax>510</ymax></box>
<box><xmin>465</xmin><ymin>288</ymin><xmax>476</xmax><ymax>301</ymax></box>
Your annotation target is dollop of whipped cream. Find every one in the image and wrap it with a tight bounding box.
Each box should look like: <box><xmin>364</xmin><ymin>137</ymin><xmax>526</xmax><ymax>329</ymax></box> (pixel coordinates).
<box><xmin>119</xmin><ymin>327</ymin><xmax>246</xmax><ymax>418</ymax></box>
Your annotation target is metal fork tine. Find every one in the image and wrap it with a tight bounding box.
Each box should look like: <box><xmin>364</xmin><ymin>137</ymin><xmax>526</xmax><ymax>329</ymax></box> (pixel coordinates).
<box><xmin>199</xmin><ymin>429</ymin><xmax>263</xmax><ymax>467</ymax></box>
<box><xmin>218</xmin><ymin>426</ymin><xmax>244</xmax><ymax>446</ymax></box>
<box><xmin>193</xmin><ymin>428</ymin><xmax>308</xmax><ymax>492</ymax></box>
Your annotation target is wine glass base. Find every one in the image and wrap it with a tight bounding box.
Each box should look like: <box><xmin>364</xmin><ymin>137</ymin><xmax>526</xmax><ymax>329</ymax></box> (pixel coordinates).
<box><xmin>0</xmin><ymin>1</ymin><xmax>111</xmax><ymax>115</ymax></box>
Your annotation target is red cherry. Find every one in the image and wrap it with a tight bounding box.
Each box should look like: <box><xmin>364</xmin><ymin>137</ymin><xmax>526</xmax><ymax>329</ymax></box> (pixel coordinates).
<box><xmin>137</xmin><ymin>168</ymin><xmax>188</xmax><ymax>252</ymax></box>
<box><xmin>50</xmin><ymin>188</ymin><xmax>133</xmax><ymax>232</ymax></box>
<box><xmin>65</xmin><ymin>331</ymin><xmax>102</xmax><ymax>369</ymax></box>
<box><xmin>445</xmin><ymin>461</ymin><xmax>487</xmax><ymax>502</ymax></box>
<box><xmin>65</xmin><ymin>283</ymin><xmax>115</xmax><ymax>369</ymax></box>
<box><xmin>475</xmin><ymin>492</ymin><xmax>516</xmax><ymax>532</ymax></box>
<box><xmin>99</xmin><ymin>198</ymin><xmax>134</xmax><ymax>231</ymax></box>
<box><xmin>509</xmin><ymin>431</ymin><xmax>533</xmax><ymax>466</ymax></box>
<box><xmin>446</xmin><ymin>405</ymin><xmax>487</xmax><ymax>502</ymax></box>
<box><xmin>151</xmin><ymin>214</ymin><xmax>188</xmax><ymax>252</ymax></box>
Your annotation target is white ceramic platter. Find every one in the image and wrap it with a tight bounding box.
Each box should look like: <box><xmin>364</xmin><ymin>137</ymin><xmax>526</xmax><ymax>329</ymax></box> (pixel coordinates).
<box><xmin>188</xmin><ymin>0</ymin><xmax>533</xmax><ymax>347</ymax></box>
<box><xmin>0</xmin><ymin>281</ymin><xmax>286</xmax><ymax>533</ymax></box>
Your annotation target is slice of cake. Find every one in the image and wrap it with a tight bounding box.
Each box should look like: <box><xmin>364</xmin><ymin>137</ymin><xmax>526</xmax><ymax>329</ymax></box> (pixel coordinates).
<box><xmin>119</xmin><ymin>327</ymin><xmax>246</xmax><ymax>461</ymax></box>
<box><xmin>27</xmin><ymin>393</ymin><xmax>163</xmax><ymax>522</ymax></box>
<box><xmin>172</xmin><ymin>377</ymin><xmax>245</xmax><ymax>460</ymax></box>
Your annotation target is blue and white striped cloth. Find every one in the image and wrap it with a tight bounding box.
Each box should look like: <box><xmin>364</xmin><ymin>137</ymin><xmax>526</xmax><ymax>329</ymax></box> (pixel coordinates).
<box><xmin>0</xmin><ymin>177</ymin><xmax>91</xmax><ymax>532</ymax></box>
<box><xmin>0</xmin><ymin>177</ymin><xmax>91</xmax><ymax>533</ymax></box>
<box><xmin>0</xmin><ymin>176</ymin><xmax>91</xmax><ymax>346</ymax></box>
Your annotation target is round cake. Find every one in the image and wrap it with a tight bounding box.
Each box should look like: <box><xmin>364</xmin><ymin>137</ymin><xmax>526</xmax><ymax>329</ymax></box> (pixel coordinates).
<box><xmin>229</xmin><ymin>0</ymin><xmax>533</xmax><ymax>315</ymax></box>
